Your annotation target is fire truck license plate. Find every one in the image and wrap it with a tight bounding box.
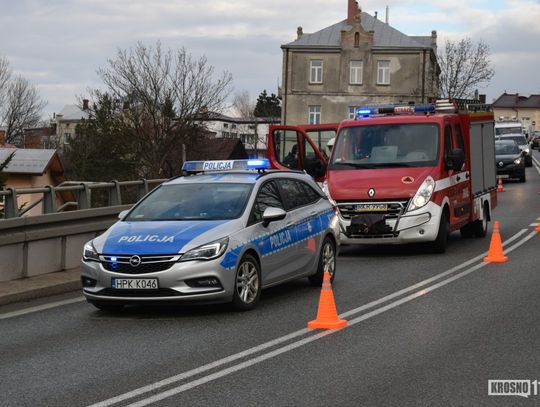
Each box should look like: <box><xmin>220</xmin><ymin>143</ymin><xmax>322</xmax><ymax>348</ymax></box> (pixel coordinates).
<box><xmin>354</xmin><ymin>204</ymin><xmax>388</xmax><ymax>212</ymax></box>
<box><xmin>112</xmin><ymin>278</ymin><xmax>158</xmax><ymax>289</ymax></box>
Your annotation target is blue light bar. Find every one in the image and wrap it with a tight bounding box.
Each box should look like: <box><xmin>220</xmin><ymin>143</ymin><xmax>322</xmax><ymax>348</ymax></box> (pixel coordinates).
<box><xmin>181</xmin><ymin>159</ymin><xmax>270</xmax><ymax>172</ymax></box>
<box><xmin>414</xmin><ymin>104</ymin><xmax>435</xmax><ymax>113</ymax></box>
<box><xmin>355</xmin><ymin>107</ymin><xmax>375</xmax><ymax>118</ymax></box>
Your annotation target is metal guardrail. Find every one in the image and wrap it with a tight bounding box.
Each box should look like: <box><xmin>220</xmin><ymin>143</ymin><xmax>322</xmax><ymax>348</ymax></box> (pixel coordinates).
<box><xmin>0</xmin><ymin>178</ymin><xmax>167</xmax><ymax>219</ymax></box>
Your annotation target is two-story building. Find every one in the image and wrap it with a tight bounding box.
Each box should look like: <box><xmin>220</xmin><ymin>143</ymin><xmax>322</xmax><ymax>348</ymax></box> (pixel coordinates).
<box><xmin>492</xmin><ymin>93</ymin><xmax>540</xmax><ymax>134</ymax></box>
<box><xmin>280</xmin><ymin>0</ymin><xmax>439</xmax><ymax>125</ymax></box>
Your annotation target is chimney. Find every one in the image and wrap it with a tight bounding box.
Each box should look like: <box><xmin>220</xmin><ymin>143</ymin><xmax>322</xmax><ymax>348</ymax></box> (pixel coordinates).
<box><xmin>0</xmin><ymin>130</ymin><xmax>5</xmax><ymax>146</ymax></box>
<box><xmin>297</xmin><ymin>26</ymin><xmax>303</xmax><ymax>39</ymax></box>
<box><xmin>374</xmin><ymin>11</ymin><xmax>378</xmax><ymax>19</ymax></box>
<box><xmin>347</xmin><ymin>0</ymin><xmax>359</xmax><ymax>25</ymax></box>
<box><xmin>83</xmin><ymin>99</ymin><xmax>89</xmax><ymax>110</ymax></box>
<box><xmin>385</xmin><ymin>5</ymin><xmax>389</xmax><ymax>24</ymax></box>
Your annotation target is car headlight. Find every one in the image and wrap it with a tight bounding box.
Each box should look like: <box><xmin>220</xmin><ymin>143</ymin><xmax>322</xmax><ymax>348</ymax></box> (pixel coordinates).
<box><xmin>322</xmin><ymin>180</ymin><xmax>337</xmax><ymax>206</ymax></box>
<box><xmin>524</xmin><ymin>147</ymin><xmax>530</xmax><ymax>154</ymax></box>
<box><xmin>514</xmin><ymin>158</ymin><xmax>522</xmax><ymax>165</ymax></box>
<box><xmin>180</xmin><ymin>237</ymin><xmax>229</xmax><ymax>262</ymax></box>
<box><xmin>83</xmin><ymin>242</ymin><xmax>100</xmax><ymax>262</ymax></box>
<box><xmin>408</xmin><ymin>176</ymin><xmax>435</xmax><ymax>212</ymax></box>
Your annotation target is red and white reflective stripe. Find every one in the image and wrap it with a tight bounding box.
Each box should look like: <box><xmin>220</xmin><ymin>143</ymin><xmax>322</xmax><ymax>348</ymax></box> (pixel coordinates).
<box><xmin>434</xmin><ymin>171</ymin><xmax>469</xmax><ymax>192</ymax></box>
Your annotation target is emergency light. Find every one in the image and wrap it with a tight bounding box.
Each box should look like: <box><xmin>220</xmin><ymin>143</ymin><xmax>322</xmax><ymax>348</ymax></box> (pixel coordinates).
<box><xmin>181</xmin><ymin>159</ymin><xmax>270</xmax><ymax>173</ymax></box>
<box><xmin>354</xmin><ymin>104</ymin><xmax>435</xmax><ymax>119</ymax></box>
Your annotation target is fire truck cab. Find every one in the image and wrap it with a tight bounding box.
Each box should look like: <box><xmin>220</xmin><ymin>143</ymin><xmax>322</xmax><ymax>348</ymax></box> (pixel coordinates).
<box><xmin>268</xmin><ymin>99</ymin><xmax>497</xmax><ymax>253</ymax></box>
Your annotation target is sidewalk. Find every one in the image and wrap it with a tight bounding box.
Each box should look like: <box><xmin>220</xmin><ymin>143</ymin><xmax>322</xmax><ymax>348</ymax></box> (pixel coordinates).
<box><xmin>0</xmin><ymin>269</ymin><xmax>81</xmax><ymax>306</ymax></box>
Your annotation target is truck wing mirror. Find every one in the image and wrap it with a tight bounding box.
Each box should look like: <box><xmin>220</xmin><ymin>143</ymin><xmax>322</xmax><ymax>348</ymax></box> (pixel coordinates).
<box><xmin>446</xmin><ymin>148</ymin><xmax>465</xmax><ymax>171</ymax></box>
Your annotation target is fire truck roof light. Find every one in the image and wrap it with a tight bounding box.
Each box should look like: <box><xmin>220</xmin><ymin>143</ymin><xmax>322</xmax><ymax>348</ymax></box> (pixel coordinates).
<box><xmin>181</xmin><ymin>159</ymin><xmax>270</xmax><ymax>173</ymax></box>
<box><xmin>355</xmin><ymin>107</ymin><xmax>376</xmax><ymax>118</ymax></box>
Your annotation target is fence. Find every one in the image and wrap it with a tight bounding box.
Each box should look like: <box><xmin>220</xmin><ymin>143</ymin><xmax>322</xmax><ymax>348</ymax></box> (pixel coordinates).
<box><xmin>0</xmin><ymin>178</ymin><xmax>167</xmax><ymax>219</ymax></box>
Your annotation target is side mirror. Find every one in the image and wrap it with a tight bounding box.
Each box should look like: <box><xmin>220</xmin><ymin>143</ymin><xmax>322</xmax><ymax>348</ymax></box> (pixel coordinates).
<box><xmin>446</xmin><ymin>148</ymin><xmax>465</xmax><ymax>171</ymax></box>
<box><xmin>118</xmin><ymin>209</ymin><xmax>129</xmax><ymax>220</ymax></box>
<box><xmin>262</xmin><ymin>207</ymin><xmax>286</xmax><ymax>227</ymax></box>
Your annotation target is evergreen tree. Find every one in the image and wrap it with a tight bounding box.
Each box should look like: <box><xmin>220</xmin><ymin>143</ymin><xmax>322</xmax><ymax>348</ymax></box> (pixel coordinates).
<box><xmin>253</xmin><ymin>90</ymin><xmax>281</xmax><ymax>118</ymax></box>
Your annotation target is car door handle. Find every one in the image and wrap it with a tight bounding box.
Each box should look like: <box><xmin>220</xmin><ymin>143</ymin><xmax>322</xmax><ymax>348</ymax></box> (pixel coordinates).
<box><xmin>456</xmin><ymin>175</ymin><xmax>461</xmax><ymax>182</ymax></box>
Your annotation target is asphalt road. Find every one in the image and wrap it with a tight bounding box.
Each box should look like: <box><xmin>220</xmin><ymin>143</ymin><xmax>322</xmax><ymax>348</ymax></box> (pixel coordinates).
<box><xmin>2</xmin><ymin>150</ymin><xmax>540</xmax><ymax>407</ymax></box>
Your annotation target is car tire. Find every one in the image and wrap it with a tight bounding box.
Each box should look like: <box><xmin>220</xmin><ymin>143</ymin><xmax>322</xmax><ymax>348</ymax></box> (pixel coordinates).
<box><xmin>472</xmin><ymin>204</ymin><xmax>489</xmax><ymax>238</ymax></box>
<box><xmin>431</xmin><ymin>211</ymin><xmax>449</xmax><ymax>254</ymax></box>
<box><xmin>90</xmin><ymin>301</ymin><xmax>124</xmax><ymax>312</ymax></box>
<box><xmin>232</xmin><ymin>253</ymin><xmax>261</xmax><ymax>311</ymax></box>
<box><xmin>309</xmin><ymin>236</ymin><xmax>336</xmax><ymax>286</ymax></box>
<box><xmin>459</xmin><ymin>223</ymin><xmax>474</xmax><ymax>238</ymax></box>
<box><xmin>519</xmin><ymin>172</ymin><xmax>526</xmax><ymax>182</ymax></box>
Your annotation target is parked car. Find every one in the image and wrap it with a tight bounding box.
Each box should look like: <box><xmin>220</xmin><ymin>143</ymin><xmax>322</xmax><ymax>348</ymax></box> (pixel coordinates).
<box><xmin>495</xmin><ymin>134</ymin><xmax>532</xmax><ymax>167</ymax></box>
<box><xmin>530</xmin><ymin>131</ymin><xmax>540</xmax><ymax>150</ymax></box>
<box><xmin>80</xmin><ymin>159</ymin><xmax>340</xmax><ymax>311</ymax></box>
<box><xmin>495</xmin><ymin>139</ymin><xmax>526</xmax><ymax>182</ymax></box>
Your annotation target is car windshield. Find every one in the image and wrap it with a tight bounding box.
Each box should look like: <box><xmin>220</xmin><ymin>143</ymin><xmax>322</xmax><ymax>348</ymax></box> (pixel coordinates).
<box><xmin>125</xmin><ymin>183</ymin><xmax>253</xmax><ymax>221</ymax></box>
<box><xmin>330</xmin><ymin>123</ymin><xmax>439</xmax><ymax>169</ymax></box>
<box><xmin>496</xmin><ymin>135</ymin><xmax>526</xmax><ymax>145</ymax></box>
<box><xmin>495</xmin><ymin>126</ymin><xmax>522</xmax><ymax>135</ymax></box>
<box><xmin>495</xmin><ymin>141</ymin><xmax>520</xmax><ymax>155</ymax></box>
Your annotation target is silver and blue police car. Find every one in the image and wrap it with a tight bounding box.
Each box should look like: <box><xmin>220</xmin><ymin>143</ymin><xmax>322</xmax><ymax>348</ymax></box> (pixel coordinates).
<box><xmin>81</xmin><ymin>159</ymin><xmax>340</xmax><ymax>311</ymax></box>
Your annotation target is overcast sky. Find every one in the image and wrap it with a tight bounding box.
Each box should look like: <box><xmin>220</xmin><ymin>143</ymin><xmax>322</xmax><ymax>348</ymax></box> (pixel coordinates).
<box><xmin>1</xmin><ymin>0</ymin><xmax>539</xmax><ymax>119</ymax></box>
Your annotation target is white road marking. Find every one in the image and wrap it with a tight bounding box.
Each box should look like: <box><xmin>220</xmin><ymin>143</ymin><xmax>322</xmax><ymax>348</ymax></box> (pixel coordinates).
<box><xmin>123</xmin><ymin>231</ymin><xmax>537</xmax><ymax>407</ymax></box>
<box><xmin>88</xmin><ymin>228</ymin><xmax>534</xmax><ymax>407</ymax></box>
<box><xmin>0</xmin><ymin>297</ymin><xmax>85</xmax><ymax>320</ymax></box>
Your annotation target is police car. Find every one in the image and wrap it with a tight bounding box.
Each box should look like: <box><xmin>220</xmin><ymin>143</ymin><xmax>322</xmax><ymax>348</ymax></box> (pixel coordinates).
<box><xmin>81</xmin><ymin>159</ymin><xmax>340</xmax><ymax>311</ymax></box>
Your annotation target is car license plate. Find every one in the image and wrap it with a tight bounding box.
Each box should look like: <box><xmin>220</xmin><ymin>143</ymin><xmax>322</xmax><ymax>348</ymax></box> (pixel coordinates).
<box><xmin>353</xmin><ymin>203</ymin><xmax>388</xmax><ymax>212</ymax></box>
<box><xmin>112</xmin><ymin>278</ymin><xmax>158</xmax><ymax>289</ymax></box>
<box><xmin>498</xmin><ymin>174</ymin><xmax>509</xmax><ymax>179</ymax></box>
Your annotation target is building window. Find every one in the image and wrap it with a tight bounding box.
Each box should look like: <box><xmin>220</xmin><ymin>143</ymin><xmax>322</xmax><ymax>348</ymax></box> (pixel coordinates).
<box><xmin>348</xmin><ymin>106</ymin><xmax>358</xmax><ymax>119</ymax></box>
<box><xmin>354</xmin><ymin>32</ymin><xmax>360</xmax><ymax>48</ymax></box>
<box><xmin>222</xmin><ymin>131</ymin><xmax>230</xmax><ymax>138</ymax></box>
<box><xmin>223</xmin><ymin>123</ymin><xmax>228</xmax><ymax>128</ymax></box>
<box><xmin>231</xmin><ymin>124</ymin><xmax>237</xmax><ymax>129</ymax></box>
<box><xmin>350</xmin><ymin>61</ymin><xmax>363</xmax><ymax>84</ymax></box>
<box><xmin>309</xmin><ymin>106</ymin><xmax>321</xmax><ymax>124</ymax></box>
<box><xmin>377</xmin><ymin>60</ymin><xmax>390</xmax><ymax>85</ymax></box>
<box><xmin>310</xmin><ymin>60</ymin><xmax>323</xmax><ymax>84</ymax></box>
<box><xmin>63</xmin><ymin>133</ymin><xmax>72</xmax><ymax>145</ymax></box>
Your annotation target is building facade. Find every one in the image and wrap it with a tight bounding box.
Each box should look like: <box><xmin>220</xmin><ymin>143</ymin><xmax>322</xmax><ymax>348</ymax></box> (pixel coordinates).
<box><xmin>280</xmin><ymin>0</ymin><xmax>439</xmax><ymax>125</ymax></box>
<box><xmin>492</xmin><ymin>93</ymin><xmax>540</xmax><ymax>134</ymax></box>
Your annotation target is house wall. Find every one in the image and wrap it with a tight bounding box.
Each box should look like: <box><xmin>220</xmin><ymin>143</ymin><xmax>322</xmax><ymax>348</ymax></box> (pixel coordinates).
<box><xmin>6</xmin><ymin>171</ymin><xmax>65</xmax><ymax>216</ymax></box>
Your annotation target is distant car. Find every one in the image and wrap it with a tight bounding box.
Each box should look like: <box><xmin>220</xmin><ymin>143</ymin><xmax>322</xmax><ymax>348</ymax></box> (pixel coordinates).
<box><xmin>495</xmin><ymin>134</ymin><xmax>532</xmax><ymax>167</ymax></box>
<box><xmin>495</xmin><ymin>139</ymin><xmax>526</xmax><ymax>182</ymax></box>
<box><xmin>531</xmin><ymin>131</ymin><xmax>540</xmax><ymax>150</ymax></box>
<box><xmin>80</xmin><ymin>159</ymin><xmax>340</xmax><ymax>311</ymax></box>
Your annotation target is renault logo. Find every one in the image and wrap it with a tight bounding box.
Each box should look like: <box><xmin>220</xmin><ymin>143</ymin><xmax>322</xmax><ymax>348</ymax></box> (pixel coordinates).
<box><xmin>498</xmin><ymin>161</ymin><xmax>503</xmax><ymax>167</ymax></box>
<box><xmin>129</xmin><ymin>255</ymin><xmax>142</xmax><ymax>267</ymax></box>
<box><xmin>368</xmin><ymin>188</ymin><xmax>376</xmax><ymax>197</ymax></box>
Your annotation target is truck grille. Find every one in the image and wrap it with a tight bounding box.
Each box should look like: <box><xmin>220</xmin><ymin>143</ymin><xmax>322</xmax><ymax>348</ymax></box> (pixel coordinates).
<box><xmin>100</xmin><ymin>255</ymin><xmax>179</xmax><ymax>274</ymax></box>
<box><xmin>337</xmin><ymin>199</ymin><xmax>409</xmax><ymax>220</ymax></box>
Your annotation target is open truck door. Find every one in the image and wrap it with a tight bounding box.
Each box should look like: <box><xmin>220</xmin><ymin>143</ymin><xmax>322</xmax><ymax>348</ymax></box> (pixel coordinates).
<box><xmin>267</xmin><ymin>124</ymin><xmax>338</xmax><ymax>182</ymax></box>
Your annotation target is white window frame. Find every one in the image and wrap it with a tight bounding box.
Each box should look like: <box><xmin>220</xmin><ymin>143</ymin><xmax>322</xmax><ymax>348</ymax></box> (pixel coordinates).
<box><xmin>377</xmin><ymin>60</ymin><xmax>390</xmax><ymax>85</ymax></box>
<box><xmin>349</xmin><ymin>60</ymin><xmax>363</xmax><ymax>84</ymax></box>
<box><xmin>310</xmin><ymin>60</ymin><xmax>323</xmax><ymax>84</ymax></box>
<box><xmin>309</xmin><ymin>106</ymin><xmax>321</xmax><ymax>124</ymax></box>
<box><xmin>348</xmin><ymin>106</ymin><xmax>358</xmax><ymax>119</ymax></box>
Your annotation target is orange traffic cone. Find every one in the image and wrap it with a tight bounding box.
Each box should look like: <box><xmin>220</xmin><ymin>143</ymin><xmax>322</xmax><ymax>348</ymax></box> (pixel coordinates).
<box><xmin>497</xmin><ymin>176</ymin><xmax>505</xmax><ymax>192</ymax></box>
<box><xmin>483</xmin><ymin>221</ymin><xmax>508</xmax><ymax>263</ymax></box>
<box><xmin>535</xmin><ymin>218</ymin><xmax>540</xmax><ymax>232</ymax></box>
<box><xmin>308</xmin><ymin>271</ymin><xmax>347</xmax><ymax>329</ymax></box>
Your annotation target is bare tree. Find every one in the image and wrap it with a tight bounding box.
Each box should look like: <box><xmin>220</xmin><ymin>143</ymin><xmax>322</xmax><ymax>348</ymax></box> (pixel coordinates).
<box><xmin>438</xmin><ymin>38</ymin><xmax>495</xmax><ymax>99</ymax></box>
<box><xmin>96</xmin><ymin>41</ymin><xmax>233</xmax><ymax>177</ymax></box>
<box><xmin>1</xmin><ymin>76</ymin><xmax>47</xmax><ymax>144</ymax></box>
<box><xmin>0</xmin><ymin>56</ymin><xmax>11</xmax><ymax>96</ymax></box>
<box><xmin>231</xmin><ymin>90</ymin><xmax>266</xmax><ymax>155</ymax></box>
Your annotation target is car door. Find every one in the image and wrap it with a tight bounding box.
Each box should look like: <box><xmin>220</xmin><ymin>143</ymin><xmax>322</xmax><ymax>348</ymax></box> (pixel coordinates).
<box><xmin>268</xmin><ymin>124</ymin><xmax>337</xmax><ymax>182</ymax></box>
<box><xmin>246</xmin><ymin>180</ymin><xmax>298</xmax><ymax>285</ymax></box>
<box><xmin>275</xmin><ymin>178</ymin><xmax>323</xmax><ymax>278</ymax></box>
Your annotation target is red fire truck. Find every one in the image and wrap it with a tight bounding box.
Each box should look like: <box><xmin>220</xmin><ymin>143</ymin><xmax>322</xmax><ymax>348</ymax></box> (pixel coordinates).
<box><xmin>268</xmin><ymin>99</ymin><xmax>497</xmax><ymax>253</ymax></box>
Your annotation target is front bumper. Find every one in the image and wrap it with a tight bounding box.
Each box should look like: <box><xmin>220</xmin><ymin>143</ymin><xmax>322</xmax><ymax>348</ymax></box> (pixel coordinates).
<box><xmin>81</xmin><ymin>257</ymin><xmax>235</xmax><ymax>304</ymax></box>
<box><xmin>339</xmin><ymin>201</ymin><xmax>442</xmax><ymax>245</ymax></box>
<box><xmin>496</xmin><ymin>164</ymin><xmax>525</xmax><ymax>179</ymax></box>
